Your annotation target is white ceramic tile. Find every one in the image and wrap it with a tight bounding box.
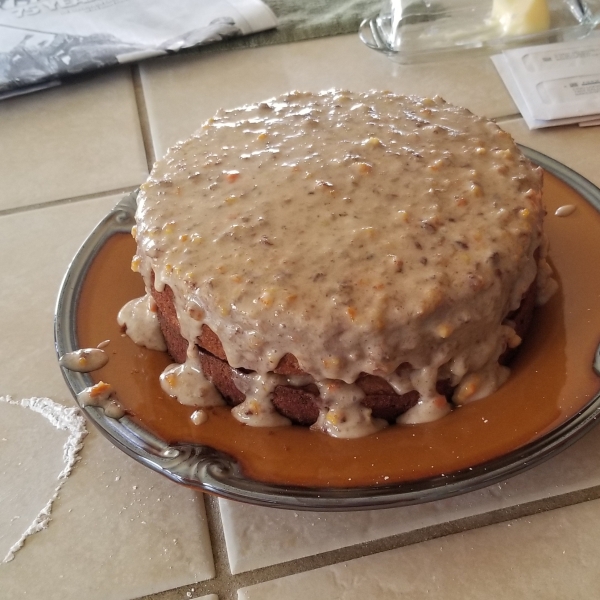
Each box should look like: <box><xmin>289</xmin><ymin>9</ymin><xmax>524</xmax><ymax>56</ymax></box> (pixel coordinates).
<box><xmin>0</xmin><ymin>196</ymin><xmax>215</xmax><ymax>598</ymax></box>
<box><xmin>0</xmin><ymin>69</ymin><xmax>148</xmax><ymax>211</ymax></box>
<box><xmin>239</xmin><ymin>497</ymin><xmax>600</xmax><ymax>600</ymax></box>
<box><xmin>140</xmin><ymin>34</ymin><xmax>517</xmax><ymax>157</ymax></box>
<box><xmin>0</xmin><ymin>399</ymin><xmax>68</xmax><ymax>562</ymax></box>
<box><xmin>498</xmin><ymin>118</ymin><xmax>600</xmax><ymax>188</ymax></box>
<box><xmin>1</xmin><ymin>426</ymin><xmax>214</xmax><ymax>600</ymax></box>
<box><xmin>220</xmin><ymin>421</ymin><xmax>600</xmax><ymax>573</ymax></box>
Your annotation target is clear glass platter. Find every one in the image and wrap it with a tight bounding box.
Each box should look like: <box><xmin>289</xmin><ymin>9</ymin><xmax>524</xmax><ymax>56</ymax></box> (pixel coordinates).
<box><xmin>55</xmin><ymin>147</ymin><xmax>600</xmax><ymax>511</ymax></box>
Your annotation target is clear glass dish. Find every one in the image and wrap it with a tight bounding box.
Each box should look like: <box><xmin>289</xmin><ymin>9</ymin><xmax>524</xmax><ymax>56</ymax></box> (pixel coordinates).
<box><xmin>360</xmin><ymin>0</ymin><xmax>600</xmax><ymax>62</ymax></box>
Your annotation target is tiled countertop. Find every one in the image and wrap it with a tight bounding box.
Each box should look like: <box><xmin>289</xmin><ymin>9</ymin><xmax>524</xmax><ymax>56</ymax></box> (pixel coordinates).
<box><xmin>1</xmin><ymin>33</ymin><xmax>600</xmax><ymax>600</ymax></box>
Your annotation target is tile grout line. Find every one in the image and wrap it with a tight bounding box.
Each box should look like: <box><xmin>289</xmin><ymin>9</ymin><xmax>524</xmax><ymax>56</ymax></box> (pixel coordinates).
<box><xmin>202</xmin><ymin>494</ymin><xmax>239</xmax><ymax>600</ymax></box>
<box><xmin>132</xmin><ymin>65</ymin><xmax>157</xmax><ymax>172</ymax></box>
<box><xmin>494</xmin><ymin>113</ymin><xmax>522</xmax><ymax>124</ymax></box>
<box><xmin>133</xmin><ymin>483</ymin><xmax>600</xmax><ymax>600</ymax></box>
<box><xmin>211</xmin><ymin>484</ymin><xmax>600</xmax><ymax>592</ymax></box>
<box><xmin>0</xmin><ymin>186</ymin><xmax>139</xmax><ymax>218</ymax></box>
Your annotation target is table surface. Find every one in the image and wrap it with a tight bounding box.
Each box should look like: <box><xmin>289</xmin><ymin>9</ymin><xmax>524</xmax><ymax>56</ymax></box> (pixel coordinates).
<box><xmin>1</xmin><ymin>32</ymin><xmax>600</xmax><ymax>600</ymax></box>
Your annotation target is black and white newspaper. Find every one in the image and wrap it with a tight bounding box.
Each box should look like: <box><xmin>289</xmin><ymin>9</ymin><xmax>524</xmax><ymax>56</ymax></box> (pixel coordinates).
<box><xmin>0</xmin><ymin>0</ymin><xmax>277</xmax><ymax>99</ymax></box>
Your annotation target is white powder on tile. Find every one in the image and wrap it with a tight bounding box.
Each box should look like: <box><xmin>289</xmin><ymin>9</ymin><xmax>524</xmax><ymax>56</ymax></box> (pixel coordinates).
<box><xmin>0</xmin><ymin>396</ymin><xmax>87</xmax><ymax>563</ymax></box>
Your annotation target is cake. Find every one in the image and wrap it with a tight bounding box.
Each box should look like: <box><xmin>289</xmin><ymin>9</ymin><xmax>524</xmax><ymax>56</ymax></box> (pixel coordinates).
<box><xmin>118</xmin><ymin>90</ymin><xmax>556</xmax><ymax>438</ymax></box>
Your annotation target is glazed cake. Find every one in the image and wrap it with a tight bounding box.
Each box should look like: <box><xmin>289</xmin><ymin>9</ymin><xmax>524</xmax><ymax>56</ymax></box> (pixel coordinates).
<box><xmin>118</xmin><ymin>90</ymin><xmax>556</xmax><ymax>438</ymax></box>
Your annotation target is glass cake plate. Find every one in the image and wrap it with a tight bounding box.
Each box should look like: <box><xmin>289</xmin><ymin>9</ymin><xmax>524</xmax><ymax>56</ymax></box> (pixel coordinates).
<box><xmin>54</xmin><ymin>147</ymin><xmax>600</xmax><ymax>511</ymax></box>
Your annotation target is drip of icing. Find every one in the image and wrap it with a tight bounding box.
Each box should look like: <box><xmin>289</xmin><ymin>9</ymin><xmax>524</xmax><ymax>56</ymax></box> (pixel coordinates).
<box><xmin>118</xmin><ymin>294</ymin><xmax>166</xmax><ymax>351</ymax></box>
<box><xmin>398</xmin><ymin>395</ymin><xmax>452</xmax><ymax>425</ymax></box>
<box><xmin>160</xmin><ymin>348</ymin><xmax>224</xmax><ymax>407</ymax></box>
<box><xmin>555</xmin><ymin>204</ymin><xmax>576</xmax><ymax>217</ymax></box>
<box><xmin>453</xmin><ymin>363</ymin><xmax>510</xmax><ymax>405</ymax></box>
<box><xmin>286</xmin><ymin>374</ymin><xmax>314</xmax><ymax>387</ymax></box>
<box><xmin>313</xmin><ymin>380</ymin><xmax>387</xmax><ymax>438</ymax></box>
<box><xmin>231</xmin><ymin>371</ymin><xmax>291</xmax><ymax>427</ymax></box>
<box><xmin>59</xmin><ymin>347</ymin><xmax>108</xmax><ymax>372</ymax></box>
<box><xmin>384</xmin><ymin>368</ymin><xmax>414</xmax><ymax>396</ymax></box>
<box><xmin>0</xmin><ymin>396</ymin><xmax>87</xmax><ymax>563</ymax></box>
<box><xmin>190</xmin><ymin>409</ymin><xmax>208</xmax><ymax>425</ymax></box>
<box><xmin>77</xmin><ymin>381</ymin><xmax>125</xmax><ymax>419</ymax></box>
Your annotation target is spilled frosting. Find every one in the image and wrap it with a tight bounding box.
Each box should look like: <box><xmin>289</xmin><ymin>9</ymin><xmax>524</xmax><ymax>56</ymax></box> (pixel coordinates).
<box><xmin>190</xmin><ymin>409</ymin><xmax>208</xmax><ymax>425</ymax></box>
<box><xmin>122</xmin><ymin>90</ymin><xmax>555</xmax><ymax>437</ymax></box>
<box><xmin>59</xmin><ymin>347</ymin><xmax>109</xmax><ymax>372</ymax></box>
<box><xmin>77</xmin><ymin>381</ymin><xmax>125</xmax><ymax>420</ymax></box>
<box><xmin>555</xmin><ymin>204</ymin><xmax>576</xmax><ymax>217</ymax></box>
